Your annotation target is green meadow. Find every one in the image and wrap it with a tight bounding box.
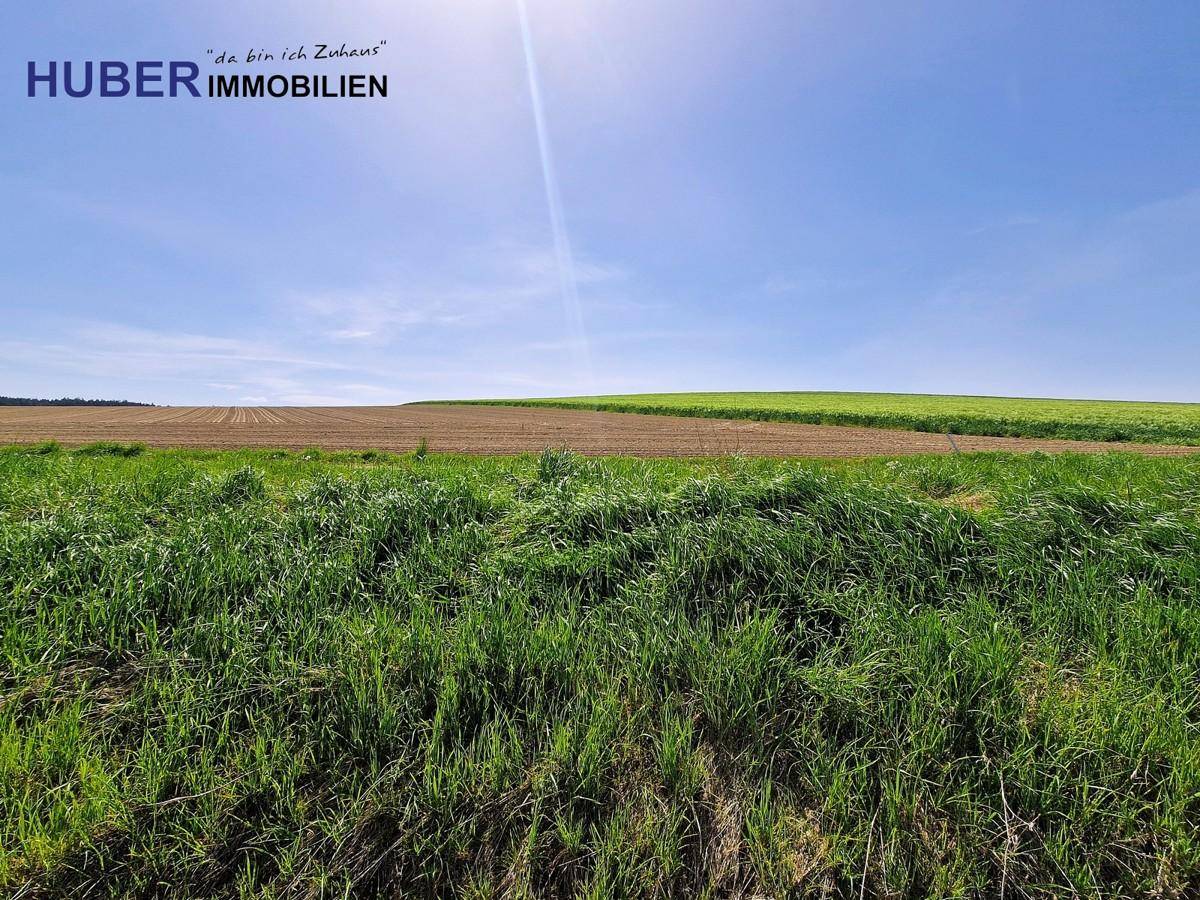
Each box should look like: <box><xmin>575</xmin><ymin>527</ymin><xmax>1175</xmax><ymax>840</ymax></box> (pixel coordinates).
<box><xmin>3</xmin><ymin>443</ymin><xmax>1200</xmax><ymax>897</ymax></box>
<box><xmin>436</xmin><ymin>391</ymin><xmax>1200</xmax><ymax>445</ymax></box>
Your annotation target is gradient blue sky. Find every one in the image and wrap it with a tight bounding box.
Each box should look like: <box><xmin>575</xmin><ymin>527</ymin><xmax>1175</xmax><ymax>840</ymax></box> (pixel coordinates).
<box><xmin>4</xmin><ymin>1</ymin><xmax>1198</xmax><ymax>405</ymax></box>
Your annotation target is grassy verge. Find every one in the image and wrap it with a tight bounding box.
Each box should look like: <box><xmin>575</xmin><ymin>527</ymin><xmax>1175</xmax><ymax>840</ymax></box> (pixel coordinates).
<box><xmin>427</xmin><ymin>391</ymin><xmax>1200</xmax><ymax>445</ymax></box>
<box><xmin>2</xmin><ymin>445</ymin><xmax>1199</xmax><ymax>896</ymax></box>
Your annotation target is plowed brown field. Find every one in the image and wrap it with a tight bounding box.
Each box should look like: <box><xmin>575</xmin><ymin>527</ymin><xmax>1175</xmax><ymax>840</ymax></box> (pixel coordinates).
<box><xmin>2</xmin><ymin>405</ymin><xmax>1197</xmax><ymax>457</ymax></box>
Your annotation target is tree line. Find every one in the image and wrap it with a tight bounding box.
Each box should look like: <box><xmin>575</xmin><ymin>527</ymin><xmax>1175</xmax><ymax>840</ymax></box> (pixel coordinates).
<box><xmin>0</xmin><ymin>396</ymin><xmax>153</xmax><ymax>406</ymax></box>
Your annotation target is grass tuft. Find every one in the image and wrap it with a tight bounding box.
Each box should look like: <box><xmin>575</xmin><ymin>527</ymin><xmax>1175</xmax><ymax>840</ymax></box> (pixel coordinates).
<box><xmin>24</xmin><ymin>440</ymin><xmax>62</xmax><ymax>455</ymax></box>
<box><xmin>72</xmin><ymin>441</ymin><xmax>146</xmax><ymax>457</ymax></box>
<box><xmin>537</xmin><ymin>446</ymin><xmax>577</xmax><ymax>483</ymax></box>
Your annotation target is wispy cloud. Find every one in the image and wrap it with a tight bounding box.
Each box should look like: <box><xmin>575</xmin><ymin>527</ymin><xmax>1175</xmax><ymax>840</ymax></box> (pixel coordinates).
<box><xmin>761</xmin><ymin>272</ymin><xmax>871</xmax><ymax>296</ymax></box>
<box><xmin>521</xmin><ymin>327</ymin><xmax>717</xmax><ymax>353</ymax></box>
<box><xmin>291</xmin><ymin>244</ymin><xmax>627</xmax><ymax>343</ymax></box>
<box><xmin>824</xmin><ymin>190</ymin><xmax>1200</xmax><ymax>401</ymax></box>
<box><xmin>53</xmin><ymin>323</ymin><xmax>350</xmax><ymax>373</ymax></box>
<box><xmin>966</xmin><ymin>214</ymin><xmax>1041</xmax><ymax>236</ymax></box>
<box><xmin>10</xmin><ymin>180</ymin><xmax>254</xmax><ymax>264</ymax></box>
<box><xmin>0</xmin><ymin>323</ymin><xmax>359</xmax><ymax>404</ymax></box>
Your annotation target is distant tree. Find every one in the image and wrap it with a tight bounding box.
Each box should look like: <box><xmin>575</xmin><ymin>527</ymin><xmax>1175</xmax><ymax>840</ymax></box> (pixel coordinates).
<box><xmin>0</xmin><ymin>396</ymin><xmax>154</xmax><ymax>407</ymax></box>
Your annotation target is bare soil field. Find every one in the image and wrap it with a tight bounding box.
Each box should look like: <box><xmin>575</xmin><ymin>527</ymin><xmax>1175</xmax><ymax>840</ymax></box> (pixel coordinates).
<box><xmin>0</xmin><ymin>404</ymin><xmax>1196</xmax><ymax>457</ymax></box>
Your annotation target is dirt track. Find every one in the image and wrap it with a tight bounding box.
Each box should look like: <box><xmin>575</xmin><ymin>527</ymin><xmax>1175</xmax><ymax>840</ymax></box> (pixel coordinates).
<box><xmin>0</xmin><ymin>404</ymin><xmax>1196</xmax><ymax>457</ymax></box>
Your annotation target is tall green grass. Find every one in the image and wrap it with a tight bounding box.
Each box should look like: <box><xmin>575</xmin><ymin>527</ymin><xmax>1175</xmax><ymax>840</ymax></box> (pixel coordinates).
<box><xmin>430</xmin><ymin>391</ymin><xmax>1200</xmax><ymax>445</ymax></box>
<box><xmin>2</xmin><ymin>445</ymin><xmax>1199</xmax><ymax>897</ymax></box>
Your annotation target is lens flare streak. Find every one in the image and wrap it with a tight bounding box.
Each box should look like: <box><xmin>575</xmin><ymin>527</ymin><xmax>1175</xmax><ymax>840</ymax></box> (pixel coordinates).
<box><xmin>516</xmin><ymin>0</ymin><xmax>595</xmax><ymax>391</ymax></box>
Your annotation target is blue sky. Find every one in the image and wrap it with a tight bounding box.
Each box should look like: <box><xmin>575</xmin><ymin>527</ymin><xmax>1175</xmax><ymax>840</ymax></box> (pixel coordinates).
<box><xmin>4</xmin><ymin>1</ymin><xmax>1198</xmax><ymax>404</ymax></box>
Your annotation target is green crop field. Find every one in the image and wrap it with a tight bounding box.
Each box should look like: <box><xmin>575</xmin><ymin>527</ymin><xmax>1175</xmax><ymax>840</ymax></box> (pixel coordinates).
<box><xmin>4</xmin><ymin>443</ymin><xmax>1200</xmax><ymax>897</ymax></box>
<box><xmin>434</xmin><ymin>391</ymin><xmax>1200</xmax><ymax>445</ymax></box>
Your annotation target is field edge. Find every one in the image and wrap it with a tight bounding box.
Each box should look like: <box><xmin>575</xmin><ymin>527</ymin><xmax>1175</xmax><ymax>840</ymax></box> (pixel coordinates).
<box><xmin>419</xmin><ymin>395</ymin><xmax>1200</xmax><ymax>446</ymax></box>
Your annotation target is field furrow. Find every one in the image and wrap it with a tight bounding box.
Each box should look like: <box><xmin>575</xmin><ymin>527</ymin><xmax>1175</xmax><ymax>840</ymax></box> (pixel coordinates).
<box><xmin>1</xmin><ymin>405</ymin><xmax>1197</xmax><ymax>457</ymax></box>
